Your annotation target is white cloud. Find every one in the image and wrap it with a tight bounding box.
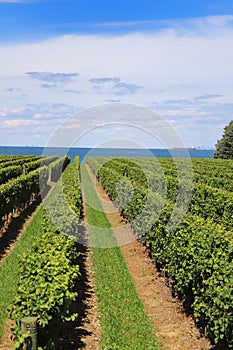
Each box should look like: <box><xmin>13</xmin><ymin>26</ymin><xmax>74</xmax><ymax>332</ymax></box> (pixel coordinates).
<box><xmin>0</xmin><ymin>24</ymin><xmax>232</xmax><ymax>93</ymax></box>
<box><xmin>89</xmin><ymin>77</ymin><xmax>121</xmax><ymax>84</ymax></box>
<box><xmin>112</xmin><ymin>82</ymin><xmax>143</xmax><ymax>95</ymax></box>
<box><xmin>33</xmin><ymin>113</ymin><xmax>43</xmax><ymax>119</ymax></box>
<box><xmin>0</xmin><ymin>15</ymin><xmax>233</xmax><ymax>146</ymax></box>
<box><xmin>27</xmin><ymin>71</ymin><xmax>79</xmax><ymax>88</ymax></box>
<box><xmin>3</xmin><ymin>119</ymin><xmax>38</xmax><ymax>127</ymax></box>
<box><xmin>89</xmin><ymin>77</ymin><xmax>142</xmax><ymax>95</ymax></box>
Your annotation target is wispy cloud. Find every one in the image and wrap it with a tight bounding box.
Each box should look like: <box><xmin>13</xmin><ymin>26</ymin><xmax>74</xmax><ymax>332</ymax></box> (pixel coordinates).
<box><xmin>53</xmin><ymin>15</ymin><xmax>233</xmax><ymax>38</ymax></box>
<box><xmin>41</xmin><ymin>83</ymin><xmax>55</xmax><ymax>88</ymax></box>
<box><xmin>112</xmin><ymin>82</ymin><xmax>143</xmax><ymax>95</ymax></box>
<box><xmin>89</xmin><ymin>76</ymin><xmax>142</xmax><ymax>95</ymax></box>
<box><xmin>5</xmin><ymin>87</ymin><xmax>21</xmax><ymax>92</ymax></box>
<box><xmin>89</xmin><ymin>77</ymin><xmax>121</xmax><ymax>84</ymax></box>
<box><xmin>163</xmin><ymin>99</ymin><xmax>191</xmax><ymax>105</ymax></box>
<box><xmin>89</xmin><ymin>15</ymin><xmax>233</xmax><ymax>37</ymax></box>
<box><xmin>26</xmin><ymin>71</ymin><xmax>79</xmax><ymax>88</ymax></box>
<box><xmin>195</xmin><ymin>94</ymin><xmax>224</xmax><ymax>100</ymax></box>
<box><xmin>3</xmin><ymin>119</ymin><xmax>38</xmax><ymax>127</ymax></box>
<box><xmin>64</xmin><ymin>89</ymin><xmax>82</xmax><ymax>94</ymax></box>
<box><xmin>105</xmin><ymin>99</ymin><xmax>121</xmax><ymax>103</ymax></box>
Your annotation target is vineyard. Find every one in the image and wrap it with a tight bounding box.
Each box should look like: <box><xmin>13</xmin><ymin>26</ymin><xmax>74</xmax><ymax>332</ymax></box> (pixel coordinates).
<box><xmin>0</xmin><ymin>154</ymin><xmax>232</xmax><ymax>349</ymax></box>
<box><xmin>0</xmin><ymin>154</ymin><xmax>70</xmax><ymax>232</ymax></box>
<box><xmin>9</xmin><ymin>157</ymin><xmax>82</xmax><ymax>349</ymax></box>
<box><xmin>0</xmin><ymin>154</ymin><xmax>82</xmax><ymax>349</ymax></box>
<box><xmin>86</xmin><ymin>156</ymin><xmax>233</xmax><ymax>349</ymax></box>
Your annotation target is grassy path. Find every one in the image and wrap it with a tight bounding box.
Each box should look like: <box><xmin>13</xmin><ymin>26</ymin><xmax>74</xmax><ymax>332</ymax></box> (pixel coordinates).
<box><xmin>81</xmin><ymin>164</ymin><xmax>159</xmax><ymax>350</ymax></box>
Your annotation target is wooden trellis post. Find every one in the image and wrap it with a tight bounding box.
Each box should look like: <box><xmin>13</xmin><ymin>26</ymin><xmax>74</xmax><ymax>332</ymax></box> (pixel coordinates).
<box><xmin>21</xmin><ymin>317</ymin><xmax>37</xmax><ymax>350</ymax></box>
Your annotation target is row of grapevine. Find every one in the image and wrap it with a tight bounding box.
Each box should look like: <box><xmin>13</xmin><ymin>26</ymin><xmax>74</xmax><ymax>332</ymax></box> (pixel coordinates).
<box><xmin>138</xmin><ymin>157</ymin><xmax>233</xmax><ymax>191</ymax></box>
<box><xmin>0</xmin><ymin>156</ymin><xmax>70</xmax><ymax>228</ymax></box>
<box><xmin>0</xmin><ymin>155</ymin><xmax>41</xmax><ymax>168</ymax></box>
<box><xmin>93</xmin><ymin>157</ymin><xmax>233</xmax><ymax>229</ymax></box>
<box><xmin>0</xmin><ymin>155</ymin><xmax>34</xmax><ymax>165</ymax></box>
<box><xmin>0</xmin><ymin>167</ymin><xmax>48</xmax><ymax>221</ymax></box>
<box><xmin>86</xmin><ymin>156</ymin><xmax>233</xmax><ymax>348</ymax></box>
<box><xmin>9</xmin><ymin>157</ymin><xmax>82</xmax><ymax>349</ymax></box>
<box><xmin>148</xmin><ymin>159</ymin><xmax>233</xmax><ymax>229</ymax></box>
<box><xmin>190</xmin><ymin>184</ymin><xmax>233</xmax><ymax>229</ymax></box>
<box><xmin>23</xmin><ymin>155</ymin><xmax>59</xmax><ymax>173</ymax></box>
<box><xmin>62</xmin><ymin>156</ymin><xmax>82</xmax><ymax>218</ymax></box>
<box><xmin>45</xmin><ymin>157</ymin><xmax>82</xmax><ymax>238</ymax></box>
<box><xmin>194</xmin><ymin>173</ymin><xmax>233</xmax><ymax>192</ymax></box>
<box><xmin>0</xmin><ymin>156</ymin><xmax>60</xmax><ymax>185</ymax></box>
<box><xmin>0</xmin><ymin>165</ymin><xmax>24</xmax><ymax>186</ymax></box>
<box><xmin>159</xmin><ymin>157</ymin><xmax>233</xmax><ymax>189</ymax></box>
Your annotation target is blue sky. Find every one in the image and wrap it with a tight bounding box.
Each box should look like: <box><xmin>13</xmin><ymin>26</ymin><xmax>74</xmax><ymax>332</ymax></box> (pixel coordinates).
<box><xmin>1</xmin><ymin>0</ymin><xmax>233</xmax><ymax>42</ymax></box>
<box><xmin>0</xmin><ymin>0</ymin><xmax>233</xmax><ymax>148</ymax></box>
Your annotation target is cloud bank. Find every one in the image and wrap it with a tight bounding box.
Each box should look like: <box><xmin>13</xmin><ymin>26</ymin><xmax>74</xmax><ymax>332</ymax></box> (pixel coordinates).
<box><xmin>0</xmin><ymin>16</ymin><xmax>233</xmax><ymax>147</ymax></box>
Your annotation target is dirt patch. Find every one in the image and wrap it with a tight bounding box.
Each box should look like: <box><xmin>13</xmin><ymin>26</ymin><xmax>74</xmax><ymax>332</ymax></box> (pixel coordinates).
<box><xmin>74</xmin><ymin>247</ymin><xmax>101</xmax><ymax>349</ymax></box>
<box><xmin>0</xmin><ymin>320</ymin><xmax>14</xmax><ymax>350</ymax></box>
<box><xmin>86</xmin><ymin>164</ymin><xmax>211</xmax><ymax>350</ymax></box>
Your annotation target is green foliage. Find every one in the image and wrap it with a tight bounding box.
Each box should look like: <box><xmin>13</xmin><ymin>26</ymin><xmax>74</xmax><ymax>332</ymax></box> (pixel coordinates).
<box><xmin>45</xmin><ymin>157</ymin><xmax>82</xmax><ymax>239</ymax></box>
<box><xmin>62</xmin><ymin>156</ymin><xmax>82</xmax><ymax>217</ymax></box>
<box><xmin>190</xmin><ymin>184</ymin><xmax>233</xmax><ymax>230</ymax></box>
<box><xmin>0</xmin><ymin>155</ymin><xmax>28</xmax><ymax>165</ymax></box>
<box><xmin>9</xmin><ymin>210</ymin><xmax>80</xmax><ymax>349</ymax></box>
<box><xmin>165</xmin><ymin>217</ymin><xmax>233</xmax><ymax>348</ymax></box>
<box><xmin>214</xmin><ymin>120</ymin><xmax>233</xmax><ymax>159</ymax></box>
<box><xmin>0</xmin><ymin>156</ymin><xmax>73</xmax><ymax>343</ymax></box>
<box><xmin>0</xmin><ymin>165</ymin><xmax>22</xmax><ymax>185</ymax></box>
<box><xmin>22</xmin><ymin>156</ymin><xmax>59</xmax><ymax>175</ymax></box>
<box><xmin>0</xmin><ymin>156</ymin><xmax>70</xmax><ymax>228</ymax></box>
<box><xmin>0</xmin><ymin>207</ymin><xmax>44</xmax><ymax>340</ymax></box>
<box><xmin>8</xmin><ymin>157</ymin><xmax>82</xmax><ymax>349</ymax></box>
<box><xmin>87</xmin><ymin>156</ymin><xmax>233</xmax><ymax>348</ymax></box>
<box><xmin>95</xmin><ymin>158</ymin><xmax>148</xmax><ymax>222</ymax></box>
<box><xmin>0</xmin><ymin>155</ymin><xmax>52</xmax><ymax>185</ymax></box>
<box><xmin>0</xmin><ymin>155</ymin><xmax>41</xmax><ymax>169</ymax></box>
<box><xmin>0</xmin><ymin>166</ymin><xmax>49</xmax><ymax>220</ymax></box>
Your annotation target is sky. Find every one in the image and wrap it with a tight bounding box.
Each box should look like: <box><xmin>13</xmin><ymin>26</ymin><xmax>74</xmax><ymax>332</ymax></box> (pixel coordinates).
<box><xmin>1</xmin><ymin>0</ymin><xmax>233</xmax><ymax>148</ymax></box>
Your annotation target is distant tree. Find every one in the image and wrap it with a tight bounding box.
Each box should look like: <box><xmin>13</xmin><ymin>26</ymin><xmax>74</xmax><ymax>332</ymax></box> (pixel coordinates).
<box><xmin>214</xmin><ymin>120</ymin><xmax>233</xmax><ymax>159</ymax></box>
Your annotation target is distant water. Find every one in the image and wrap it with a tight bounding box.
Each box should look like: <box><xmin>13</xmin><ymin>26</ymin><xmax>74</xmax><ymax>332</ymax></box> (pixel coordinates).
<box><xmin>0</xmin><ymin>146</ymin><xmax>214</xmax><ymax>163</ymax></box>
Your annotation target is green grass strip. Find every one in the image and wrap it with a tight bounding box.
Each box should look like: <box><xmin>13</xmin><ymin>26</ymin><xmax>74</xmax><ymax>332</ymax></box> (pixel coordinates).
<box><xmin>0</xmin><ymin>206</ymin><xmax>44</xmax><ymax>340</ymax></box>
<box><xmin>81</xmin><ymin>165</ymin><xmax>159</xmax><ymax>350</ymax></box>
